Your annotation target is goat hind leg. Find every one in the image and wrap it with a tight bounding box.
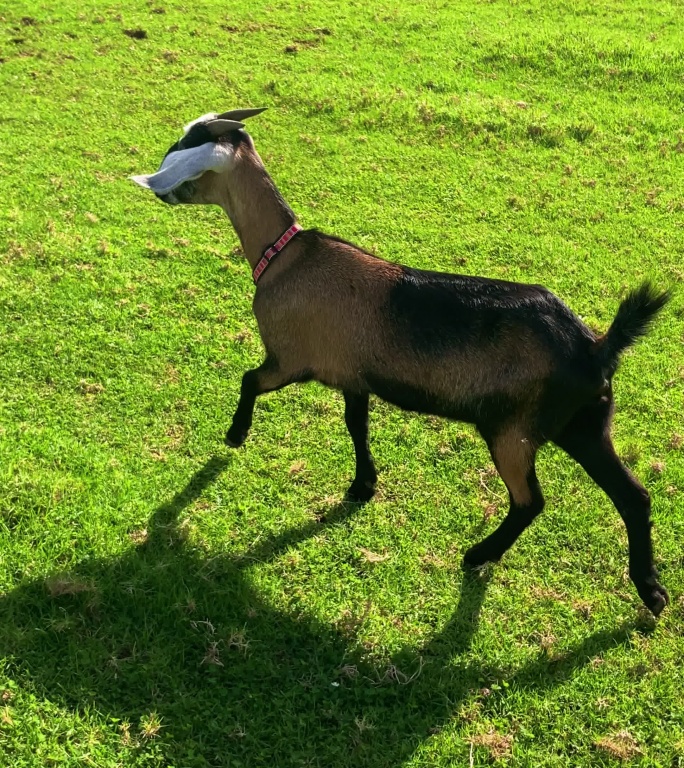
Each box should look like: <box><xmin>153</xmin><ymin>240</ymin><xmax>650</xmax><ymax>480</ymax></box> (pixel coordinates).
<box><xmin>464</xmin><ymin>430</ymin><xmax>544</xmax><ymax>568</ymax></box>
<box><xmin>556</xmin><ymin>423</ymin><xmax>668</xmax><ymax>616</ymax></box>
<box><xmin>343</xmin><ymin>391</ymin><xmax>377</xmax><ymax>502</ymax></box>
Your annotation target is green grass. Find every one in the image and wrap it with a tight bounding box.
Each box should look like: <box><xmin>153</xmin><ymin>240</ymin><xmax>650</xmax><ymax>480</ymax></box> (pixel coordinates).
<box><xmin>1</xmin><ymin>0</ymin><xmax>683</xmax><ymax>765</ymax></box>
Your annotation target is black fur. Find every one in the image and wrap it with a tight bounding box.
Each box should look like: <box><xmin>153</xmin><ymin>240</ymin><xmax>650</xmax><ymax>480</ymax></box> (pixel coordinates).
<box><xmin>463</xmin><ymin>466</ymin><xmax>545</xmax><ymax>567</ymax></box>
<box><xmin>364</xmin><ymin>372</ymin><xmax>519</xmax><ymax>427</ymax></box>
<box><xmin>596</xmin><ymin>282</ymin><xmax>671</xmax><ymax>376</ymax></box>
<box><xmin>388</xmin><ymin>266</ymin><xmax>593</xmax><ymax>356</ymax></box>
<box><xmin>163</xmin><ymin>123</ymin><xmax>249</xmax><ymax>159</ymax></box>
<box><xmin>343</xmin><ymin>392</ymin><xmax>377</xmax><ymax>502</ymax></box>
<box><xmin>163</xmin><ymin>123</ymin><xmax>215</xmax><ymax>158</ymax></box>
<box><xmin>555</xmin><ymin>396</ymin><xmax>669</xmax><ymax>615</ymax></box>
<box><xmin>226</xmin><ymin>359</ymin><xmax>313</xmax><ymax>448</ymax></box>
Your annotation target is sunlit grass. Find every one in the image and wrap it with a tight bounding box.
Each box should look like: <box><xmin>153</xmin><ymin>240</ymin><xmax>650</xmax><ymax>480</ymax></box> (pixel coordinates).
<box><xmin>0</xmin><ymin>0</ymin><xmax>683</xmax><ymax>765</ymax></box>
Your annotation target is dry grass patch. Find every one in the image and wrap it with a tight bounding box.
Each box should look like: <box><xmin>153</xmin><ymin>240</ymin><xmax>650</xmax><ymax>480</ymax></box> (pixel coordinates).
<box><xmin>139</xmin><ymin>712</ymin><xmax>163</xmax><ymax>740</ymax></box>
<box><xmin>128</xmin><ymin>528</ymin><xmax>148</xmax><ymax>545</ymax></box>
<box><xmin>470</xmin><ymin>730</ymin><xmax>514</xmax><ymax>760</ymax></box>
<box><xmin>595</xmin><ymin>730</ymin><xmax>642</xmax><ymax>761</ymax></box>
<box><xmin>359</xmin><ymin>547</ymin><xmax>390</xmax><ymax>563</ymax></box>
<box><xmin>77</xmin><ymin>379</ymin><xmax>105</xmax><ymax>395</ymax></box>
<box><xmin>45</xmin><ymin>574</ymin><xmax>95</xmax><ymax>597</ymax></box>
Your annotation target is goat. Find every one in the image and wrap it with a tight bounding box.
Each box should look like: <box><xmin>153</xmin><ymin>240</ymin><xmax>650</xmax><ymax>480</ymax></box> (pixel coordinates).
<box><xmin>132</xmin><ymin>108</ymin><xmax>671</xmax><ymax>616</ymax></box>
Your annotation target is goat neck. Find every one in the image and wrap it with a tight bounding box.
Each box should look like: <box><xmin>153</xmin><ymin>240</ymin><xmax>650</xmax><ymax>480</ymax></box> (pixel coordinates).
<box><xmin>215</xmin><ymin>142</ymin><xmax>297</xmax><ymax>274</ymax></box>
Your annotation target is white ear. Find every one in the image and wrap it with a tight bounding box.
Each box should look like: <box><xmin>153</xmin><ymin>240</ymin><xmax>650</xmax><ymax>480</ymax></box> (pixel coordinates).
<box><xmin>130</xmin><ymin>142</ymin><xmax>234</xmax><ymax>195</ymax></box>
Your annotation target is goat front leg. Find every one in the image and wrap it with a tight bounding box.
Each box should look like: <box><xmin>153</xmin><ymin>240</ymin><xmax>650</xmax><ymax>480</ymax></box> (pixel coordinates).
<box><xmin>226</xmin><ymin>357</ymin><xmax>292</xmax><ymax>448</ymax></box>
<box><xmin>343</xmin><ymin>391</ymin><xmax>377</xmax><ymax>502</ymax></box>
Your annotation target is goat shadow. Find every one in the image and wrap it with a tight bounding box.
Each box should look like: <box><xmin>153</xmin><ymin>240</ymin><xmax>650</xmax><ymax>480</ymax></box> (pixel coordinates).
<box><xmin>0</xmin><ymin>457</ymin><xmax>637</xmax><ymax>767</ymax></box>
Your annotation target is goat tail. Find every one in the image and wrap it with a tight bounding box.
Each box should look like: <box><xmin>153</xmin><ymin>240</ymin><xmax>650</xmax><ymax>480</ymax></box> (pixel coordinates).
<box><xmin>596</xmin><ymin>282</ymin><xmax>671</xmax><ymax>376</ymax></box>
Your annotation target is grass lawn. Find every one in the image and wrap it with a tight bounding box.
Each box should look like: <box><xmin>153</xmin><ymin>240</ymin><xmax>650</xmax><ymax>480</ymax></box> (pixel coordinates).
<box><xmin>1</xmin><ymin>0</ymin><xmax>683</xmax><ymax>765</ymax></box>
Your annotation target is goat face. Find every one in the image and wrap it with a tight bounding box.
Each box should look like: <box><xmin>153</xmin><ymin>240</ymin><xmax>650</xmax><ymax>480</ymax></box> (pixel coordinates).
<box><xmin>130</xmin><ymin>109</ymin><xmax>267</xmax><ymax>206</ymax></box>
<box><xmin>131</xmin><ymin>115</ymin><xmax>239</xmax><ymax>205</ymax></box>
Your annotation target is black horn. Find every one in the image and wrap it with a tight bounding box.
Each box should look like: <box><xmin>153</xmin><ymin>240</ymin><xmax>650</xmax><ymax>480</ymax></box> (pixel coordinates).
<box><xmin>205</xmin><ymin>119</ymin><xmax>246</xmax><ymax>138</ymax></box>
<box><xmin>216</xmin><ymin>107</ymin><xmax>268</xmax><ymax>121</ymax></box>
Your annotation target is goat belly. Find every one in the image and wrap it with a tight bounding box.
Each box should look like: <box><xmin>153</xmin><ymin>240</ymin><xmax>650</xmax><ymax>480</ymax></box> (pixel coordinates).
<box><xmin>364</xmin><ymin>373</ymin><xmax>441</xmax><ymax>414</ymax></box>
<box><xmin>363</xmin><ymin>371</ymin><xmax>517</xmax><ymax>424</ymax></box>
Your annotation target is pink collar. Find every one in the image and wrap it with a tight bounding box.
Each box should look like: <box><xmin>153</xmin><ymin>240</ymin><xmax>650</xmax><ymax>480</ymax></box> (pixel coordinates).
<box><xmin>252</xmin><ymin>223</ymin><xmax>303</xmax><ymax>284</ymax></box>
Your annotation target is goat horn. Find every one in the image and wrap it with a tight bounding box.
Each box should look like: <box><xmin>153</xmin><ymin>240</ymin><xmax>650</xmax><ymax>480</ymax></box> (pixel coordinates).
<box><xmin>216</xmin><ymin>107</ymin><xmax>268</xmax><ymax>121</ymax></box>
<box><xmin>205</xmin><ymin>119</ymin><xmax>246</xmax><ymax>138</ymax></box>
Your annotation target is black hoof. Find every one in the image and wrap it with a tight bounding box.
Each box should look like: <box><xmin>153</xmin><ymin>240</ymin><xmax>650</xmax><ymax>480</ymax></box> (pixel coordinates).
<box><xmin>463</xmin><ymin>543</ymin><xmax>499</xmax><ymax>570</ymax></box>
<box><xmin>633</xmin><ymin>566</ymin><xmax>669</xmax><ymax>617</ymax></box>
<box><xmin>225</xmin><ymin>425</ymin><xmax>248</xmax><ymax>448</ymax></box>
<box><xmin>345</xmin><ymin>479</ymin><xmax>376</xmax><ymax>503</ymax></box>
<box><xmin>639</xmin><ymin>581</ymin><xmax>669</xmax><ymax>617</ymax></box>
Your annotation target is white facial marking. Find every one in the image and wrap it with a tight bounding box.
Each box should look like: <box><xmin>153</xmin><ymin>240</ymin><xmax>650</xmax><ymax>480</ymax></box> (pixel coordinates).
<box><xmin>130</xmin><ymin>142</ymin><xmax>234</xmax><ymax>195</ymax></box>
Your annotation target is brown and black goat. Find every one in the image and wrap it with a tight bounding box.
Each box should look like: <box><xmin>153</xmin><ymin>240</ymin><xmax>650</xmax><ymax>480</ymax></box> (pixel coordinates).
<box><xmin>132</xmin><ymin>108</ymin><xmax>671</xmax><ymax>616</ymax></box>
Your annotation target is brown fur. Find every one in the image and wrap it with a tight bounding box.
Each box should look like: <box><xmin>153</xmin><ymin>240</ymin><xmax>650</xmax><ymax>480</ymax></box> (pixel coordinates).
<box><xmin>193</xmin><ymin>141</ymin><xmax>567</xmax><ymax>424</ymax></box>
<box><xmin>254</xmin><ymin>240</ymin><xmax>554</xmax><ymax>413</ymax></box>
<box><xmin>489</xmin><ymin>426</ymin><xmax>537</xmax><ymax>506</ymax></box>
<box><xmin>153</xmin><ymin>125</ymin><xmax>669</xmax><ymax>617</ymax></box>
